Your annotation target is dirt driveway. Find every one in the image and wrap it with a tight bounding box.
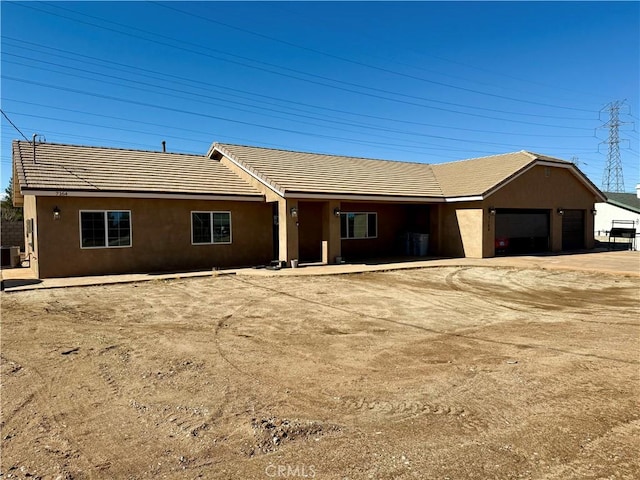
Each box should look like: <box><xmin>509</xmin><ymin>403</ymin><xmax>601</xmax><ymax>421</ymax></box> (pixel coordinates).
<box><xmin>1</xmin><ymin>266</ymin><xmax>639</xmax><ymax>479</ymax></box>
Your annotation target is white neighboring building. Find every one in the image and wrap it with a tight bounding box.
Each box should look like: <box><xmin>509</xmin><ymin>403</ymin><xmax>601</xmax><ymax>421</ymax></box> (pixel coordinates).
<box><xmin>594</xmin><ymin>184</ymin><xmax>640</xmax><ymax>249</ymax></box>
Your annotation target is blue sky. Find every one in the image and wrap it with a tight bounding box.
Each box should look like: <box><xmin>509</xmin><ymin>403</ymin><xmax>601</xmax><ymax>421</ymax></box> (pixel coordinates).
<box><xmin>1</xmin><ymin>1</ymin><xmax>639</xmax><ymax>195</ymax></box>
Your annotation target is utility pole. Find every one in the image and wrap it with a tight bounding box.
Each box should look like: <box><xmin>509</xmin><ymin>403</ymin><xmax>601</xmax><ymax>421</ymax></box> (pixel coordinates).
<box><xmin>599</xmin><ymin>100</ymin><xmax>629</xmax><ymax>192</ymax></box>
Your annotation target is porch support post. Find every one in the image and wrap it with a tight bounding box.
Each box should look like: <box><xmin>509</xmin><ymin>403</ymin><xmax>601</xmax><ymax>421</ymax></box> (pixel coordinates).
<box><xmin>278</xmin><ymin>198</ymin><xmax>299</xmax><ymax>264</ymax></box>
<box><xmin>322</xmin><ymin>200</ymin><xmax>342</xmax><ymax>264</ymax></box>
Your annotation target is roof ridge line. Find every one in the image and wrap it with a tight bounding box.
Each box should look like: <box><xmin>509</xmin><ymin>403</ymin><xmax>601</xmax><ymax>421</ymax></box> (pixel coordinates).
<box><xmin>215</xmin><ymin>142</ymin><xmax>435</xmax><ymax>167</ymax></box>
<box><xmin>14</xmin><ymin>140</ymin><xmax>206</xmax><ymax>158</ymax></box>
<box><xmin>432</xmin><ymin>150</ymin><xmax>525</xmax><ymax>166</ymax></box>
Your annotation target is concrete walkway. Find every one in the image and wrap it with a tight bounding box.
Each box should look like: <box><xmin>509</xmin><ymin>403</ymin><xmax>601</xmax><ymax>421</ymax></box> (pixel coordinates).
<box><xmin>1</xmin><ymin>250</ymin><xmax>638</xmax><ymax>293</ymax></box>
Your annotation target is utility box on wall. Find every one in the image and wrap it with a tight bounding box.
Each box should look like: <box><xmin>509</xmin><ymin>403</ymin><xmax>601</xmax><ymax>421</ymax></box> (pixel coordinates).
<box><xmin>0</xmin><ymin>246</ymin><xmax>21</xmax><ymax>267</ymax></box>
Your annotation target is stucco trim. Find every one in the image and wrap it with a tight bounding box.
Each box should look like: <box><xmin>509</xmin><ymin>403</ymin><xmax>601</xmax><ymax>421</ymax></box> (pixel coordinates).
<box><xmin>443</xmin><ymin>195</ymin><xmax>484</xmax><ymax>203</ymax></box>
<box><xmin>21</xmin><ymin>189</ymin><xmax>264</xmax><ymax>202</ymax></box>
<box><xmin>282</xmin><ymin>192</ymin><xmax>444</xmax><ymax>203</ymax></box>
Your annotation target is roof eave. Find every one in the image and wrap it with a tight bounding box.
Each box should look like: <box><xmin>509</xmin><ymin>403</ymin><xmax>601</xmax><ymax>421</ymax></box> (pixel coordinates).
<box><xmin>282</xmin><ymin>191</ymin><xmax>445</xmax><ymax>202</ymax></box>
<box><xmin>20</xmin><ymin>188</ymin><xmax>264</xmax><ymax>202</ymax></box>
<box><xmin>606</xmin><ymin>199</ymin><xmax>640</xmax><ymax>214</ymax></box>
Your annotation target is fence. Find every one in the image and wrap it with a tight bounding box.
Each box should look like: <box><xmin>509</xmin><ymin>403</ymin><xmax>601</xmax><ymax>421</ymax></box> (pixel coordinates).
<box><xmin>1</xmin><ymin>220</ymin><xmax>25</xmax><ymax>250</ymax></box>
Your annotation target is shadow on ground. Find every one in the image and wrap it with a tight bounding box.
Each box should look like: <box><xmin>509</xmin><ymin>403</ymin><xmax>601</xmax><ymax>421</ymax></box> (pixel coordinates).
<box><xmin>1</xmin><ymin>279</ymin><xmax>42</xmax><ymax>290</ymax></box>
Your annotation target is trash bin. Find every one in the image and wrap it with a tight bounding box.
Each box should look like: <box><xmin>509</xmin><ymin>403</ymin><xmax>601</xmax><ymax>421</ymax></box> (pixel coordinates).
<box><xmin>290</xmin><ymin>259</ymin><xmax>299</xmax><ymax>268</ymax></box>
<box><xmin>403</xmin><ymin>232</ymin><xmax>412</xmax><ymax>256</ymax></box>
<box><xmin>414</xmin><ymin>234</ymin><xmax>429</xmax><ymax>256</ymax></box>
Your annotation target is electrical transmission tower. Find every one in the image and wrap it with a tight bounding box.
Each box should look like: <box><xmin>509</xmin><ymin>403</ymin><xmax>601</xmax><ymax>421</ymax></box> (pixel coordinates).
<box><xmin>599</xmin><ymin>100</ymin><xmax>629</xmax><ymax>192</ymax></box>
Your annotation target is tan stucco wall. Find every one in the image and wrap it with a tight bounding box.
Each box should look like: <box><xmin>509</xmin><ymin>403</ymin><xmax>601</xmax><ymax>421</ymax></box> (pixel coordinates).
<box><xmin>455</xmin><ymin>208</ymin><xmax>484</xmax><ymax>258</ymax></box>
<box><xmin>218</xmin><ymin>157</ymin><xmax>281</xmax><ymax>202</ymax></box>
<box><xmin>34</xmin><ymin>196</ymin><xmax>273</xmax><ymax>278</ymax></box>
<box><xmin>279</xmin><ymin>199</ymin><xmax>299</xmax><ymax>263</ymax></box>
<box><xmin>217</xmin><ymin>156</ymin><xmax>301</xmax><ymax>264</ymax></box>
<box><xmin>194</xmin><ymin>159</ymin><xmax>597</xmax><ymax>262</ymax></box>
<box><xmin>436</xmin><ymin>202</ymin><xmax>479</xmax><ymax>258</ymax></box>
<box><xmin>22</xmin><ymin>195</ymin><xmax>39</xmax><ymax>277</ymax></box>
<box><xmin>486</xmin><ymin>165</ymin><xmax>598</xmax><ymax>253</ymax></box>
<box><xmin>436</xmin><ymin>166</ymin><xmax>599</xmax><ymax>258</ymax></box>
<box><xmin>321</xmin><ymin>200</ymin><xmax>342</xmax><ymax>264</ymax></box>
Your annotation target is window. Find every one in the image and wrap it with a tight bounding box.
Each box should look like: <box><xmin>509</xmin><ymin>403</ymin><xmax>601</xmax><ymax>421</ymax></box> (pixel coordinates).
<box><xmin>191</xmin><ymin>211</ymin><xmax>231</xmax><ymax>244</ymax></box>
<box><xmin>340</xmin><ymin>212</ymin><xmax>377</xmax><ymax>239</ymax></box>
<box><xmin>80</xmin><ymin>210</ymin><xmax>131</xmax><ymax>248</ymax></box>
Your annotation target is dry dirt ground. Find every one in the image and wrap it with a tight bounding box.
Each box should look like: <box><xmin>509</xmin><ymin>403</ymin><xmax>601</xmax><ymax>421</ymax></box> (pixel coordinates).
<box><xmin>1</xmin><ymin>266</ymin><xmax>639</xmax><ymax>480</ymax></box>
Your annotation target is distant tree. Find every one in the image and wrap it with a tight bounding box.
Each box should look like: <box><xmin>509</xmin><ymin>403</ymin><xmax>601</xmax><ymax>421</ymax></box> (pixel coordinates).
<box><xmin>1</xmin><ymin>176</ymin><xmax>23</xmax><ymax>221</ymax></box>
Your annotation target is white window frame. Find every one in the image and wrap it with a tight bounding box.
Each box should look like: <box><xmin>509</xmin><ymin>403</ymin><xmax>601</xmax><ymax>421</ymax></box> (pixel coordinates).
<box><xmin>79</xmin><ymin>210</ymin><xmax>132</xmax><ymax>249</ymax></box>
<box><xmin>191</xmin><ymin>211</ymin><xmax>232</xmax><ymax>245</ymax></box>
<box><xmin>340</xmin><ymin>212</ymin><xmax>378</xmax><ymax>240</ymax></box>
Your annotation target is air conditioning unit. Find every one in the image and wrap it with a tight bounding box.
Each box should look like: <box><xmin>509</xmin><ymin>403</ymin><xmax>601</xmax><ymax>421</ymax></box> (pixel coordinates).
<box><xmin>1</xmin><ymin>246</ymin><xmax>21</xmax><ymax>268</ymax></box>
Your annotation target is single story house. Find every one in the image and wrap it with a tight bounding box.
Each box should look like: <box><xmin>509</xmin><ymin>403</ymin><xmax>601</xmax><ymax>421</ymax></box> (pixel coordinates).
<box><xmin>594</xmin><ymin>187</ymin><xmax>640</xmax><ymax>235</ymax></box>
<box><xmin>12</xmin><ymin>140</ymin><xmax>605</xmax><ymax>278</ymax></box>
<box><xmin>594</xmin><ymin>186</ymin><xmax>640</xmax><ymax>250</ymax></box>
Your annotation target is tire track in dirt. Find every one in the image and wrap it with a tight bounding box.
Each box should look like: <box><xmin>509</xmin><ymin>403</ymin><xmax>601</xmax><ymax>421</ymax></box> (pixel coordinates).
<box><xmin>2</xmin><ymin>351</ymin><xmax>111</xmax><ymax>477</ymax></box>
<box><xmin>341</xmin><ymin>396</ymin><xmax>468</xmax><ymax>417</ymax></box>
<box><xmin>213</xmin><ymin>292</ymin><xmax>275</xmax><ymax>380</ymax></box>
<box><xmin>130</xmin><ymin>400</ymin><xmax>212</xmax><ymax>438</ymax></box>
<box><xmin>232</xmin><ymin>272</ymin><xmax>640</xmax><ymax>366</ymax></box>
<box><xmin>333</xmin><ymin>393</ymin><xmax>491</xmax><ymax>434</ymax></box>
<box><xmin>538</xmin><ymin>417</ymin><xmax>640</xmax><ymax>480</ymax></box>
<box><xmin>445</xmin><ymin>267</ymin><xmax>539</xmax><ymax>315</ymax></box>
<box><xmin>95</xmin><ymin>338</ymin><xmax>231</xmax><ymax>444</ymax></box>
<box><xmin>438</xmin><ymin>268</ymin><xmax>640</xmax><ymax>364</ymax></box>
<box><xmin>500</xmin><ymin>269</ymin><xmax>640</xmax><ymax>325</ymax></box>
<box><xmin>460</xmin><ymin>268</ymin><xmax>639</xmax><ymax>320</ymax></box>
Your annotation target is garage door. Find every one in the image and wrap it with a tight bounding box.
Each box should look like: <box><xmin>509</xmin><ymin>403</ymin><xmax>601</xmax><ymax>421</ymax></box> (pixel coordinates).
<box><xmin>495</xmin><ymin>209</ymin><xmax>550</xmax><ymax>255</ymax></box>
<box><xmin>562</xmin><ymin>210</ymin><xmax>585</xmax><ymax>250</ymax></box>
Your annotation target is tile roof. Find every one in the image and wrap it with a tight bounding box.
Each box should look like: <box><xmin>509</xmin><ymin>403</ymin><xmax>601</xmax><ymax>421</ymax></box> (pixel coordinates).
<box><xmin>430</xmin><ymin>151</ymin><xmax>569</xmax><ymax>197</ymax></box>
<box><xmin>603</xmin><ymin>192</ymin><xmax>640</xmax><ymax>214</ymax></box>
<box><xmin>12</xmin><ymin>141</ymin><xmax>262</xmax><ymax>198</ymax></box>
<box><xmin>13</xmin><ymin>140</ymin><xmax>600</xmax><ymax>203</ymax></box>
<box><xmin>213</xmin><ymin>144</ymin><xmax>578</xmax><ymax>199</ymax></box>
<box><xmin>212</xmin><ymin>143</ymin><xmax>443</xmax><ymax>198</ymax></box>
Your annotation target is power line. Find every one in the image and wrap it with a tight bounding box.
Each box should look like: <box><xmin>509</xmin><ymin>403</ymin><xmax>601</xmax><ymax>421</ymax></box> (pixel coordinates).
<box><xmin>2</xmin><ymin>38</ymin><xmax>597</xmax><ymax>136</ymax></box>
<box><xmin>150</xmin><ymin>1</ymin><xmax>595</xmax><ymax>114</ymax></box>
<box><xmin>273</xmin><ymin>2</ymin><xmax>614</xmax><ymax>104</ymax></box>
<box><xmin>8</xmin><ymin>2</ymin><xmax>596</xmax><ymax>122</ymax></box>
<box><xmin>599</xmin><ymin>100</ymin><xmax>630</xmax><ymax>192</ymax></box>
<box><xmin>0</xmin><ymin>121</ymin><xmax>478</xmax><ymax>161</ymax></box>
<box><xmin>0</xmin><ymin>108</ymin><xmax>29</xmax><ymax>142</ymax></box>
<box><xmin>2</xmin><ymin>57</ymin><xmax>598</xmax><ymax>151</ymax></box>
<box><xmin>1</xmin><ymin>108</ymin><xmax>516</xmax><ymax>158</ymax></box>
<box><xmin>2</xmin><ymin>76</ymin><xmax>599</xmax><ymax>154</ymax></box>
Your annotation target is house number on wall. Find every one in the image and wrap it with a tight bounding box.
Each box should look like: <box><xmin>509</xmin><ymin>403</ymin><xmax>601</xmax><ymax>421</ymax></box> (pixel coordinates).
<box><xmin>56</xmin><ymin>191</ymin><xmax>68</xmax><ymax>196</ymax></box>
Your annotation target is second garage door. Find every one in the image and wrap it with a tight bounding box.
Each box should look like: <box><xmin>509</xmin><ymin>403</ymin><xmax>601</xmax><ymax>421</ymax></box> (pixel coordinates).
<box><xmin>495</xmin><ymin>209</ymin><xmax>550</xmax><ymax>255</ymax></box>
<box><xmin>562</xmin><ymin>209</ymin><xmax>585</xmax><ymax>250</ymax></box>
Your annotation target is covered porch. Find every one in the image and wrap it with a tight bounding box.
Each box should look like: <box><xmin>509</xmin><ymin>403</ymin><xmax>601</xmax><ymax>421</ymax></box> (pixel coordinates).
<box><xmin>275</xmin><ymin>199</ymin><xmax>440</xmax><ymax>266</ymax></box>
